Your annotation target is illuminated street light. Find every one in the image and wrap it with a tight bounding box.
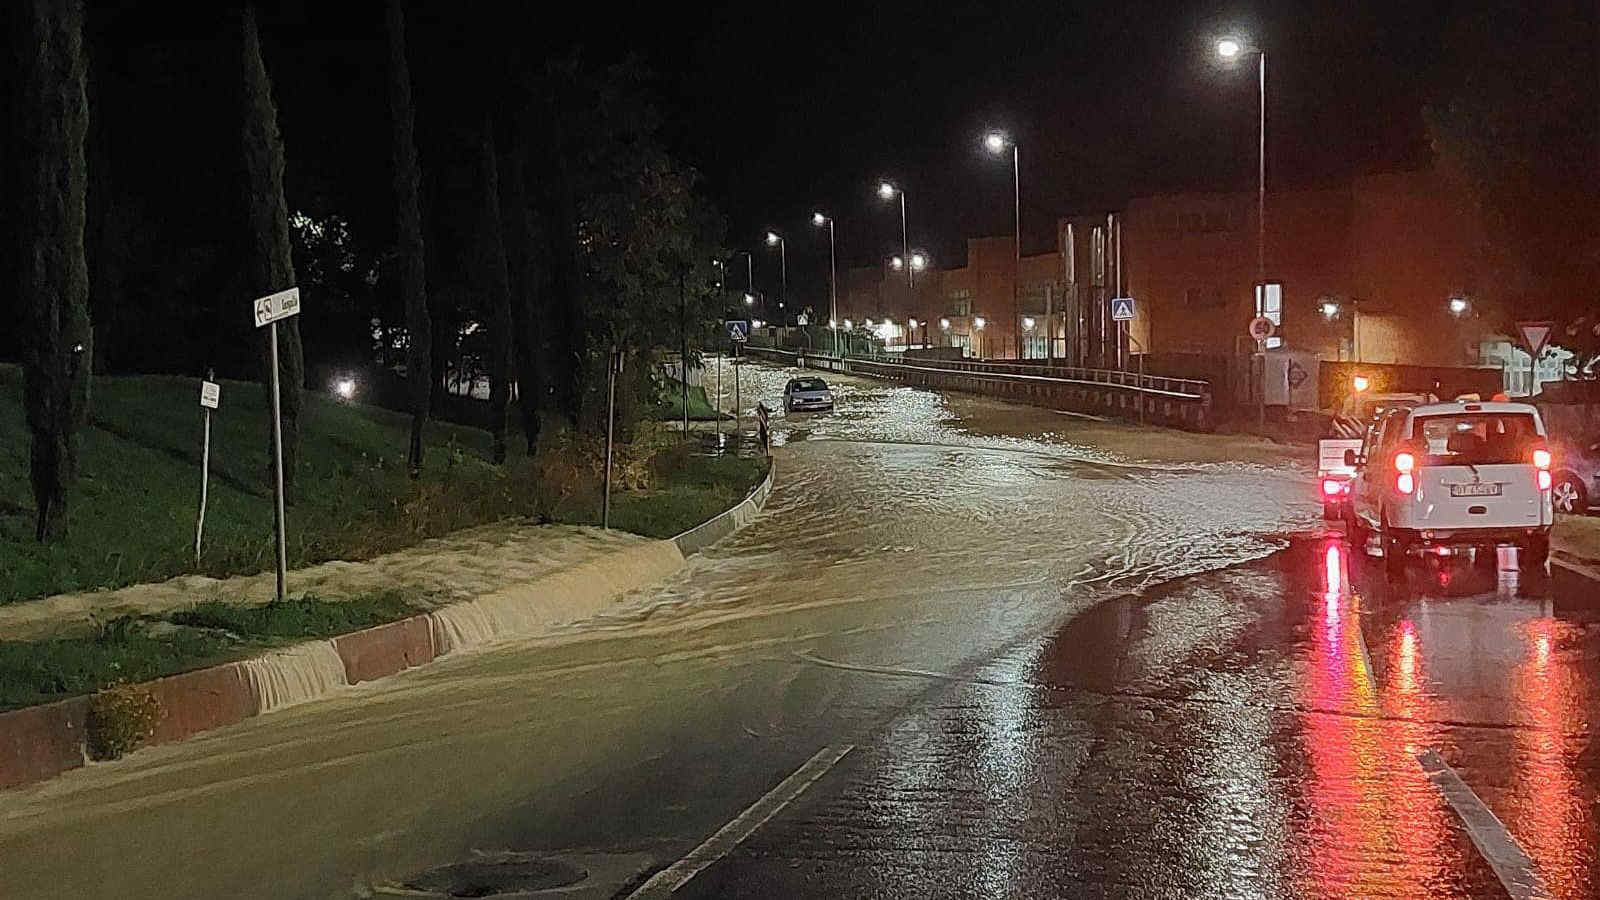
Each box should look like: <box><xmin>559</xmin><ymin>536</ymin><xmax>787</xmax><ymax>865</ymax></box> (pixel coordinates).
<box><xmin>983</xmin><ymin>129</ymin><xmax>1023</xmax><ymax>358</ymax></box>
<box><xmin>333</xmin><ymin>376</ymin><xmax>357</xmax><ymax>400</ymax></box>
<box><xmin>1022</xmin><ymin>316</ymin><xmax>1035</xmax><ymax>331</ymax></box>
<box><xmin>910</xmin><ymin>252</ymin><xmax>927</xmax><ymax>272</ymax></box>
<box><xmin>973</xmin><ymin>316</ymin><xmax>986</xmax><ymax>329</ymax></box>
<box><xmin>908</xmin><ymin>318</ymin><xmax>919</xmax><ymax>329</ymax></box>
<box><xmin>814</xmin><ymin>212</ymin><xmax>838</xmax><ymax>355</ymax></box>
<box><xmin>1321</xmin><ymin>300</ymin><xmax>1340</xmax><ymax>319</ymax></box>
<box><xmin>1352</xmin><ymin>375</ymin><xmax>1371</xmax><ymax>392</ymax></box>
<box><xmin>828</xmin><ymin>318</ymin><xmax>837</xmax><ymax>328</ymax></box>
<box><xmin>939</xmin><ymin>317</ymin><xmax>950</xmax><ymax>330</ymax></box>
<box><xmin>765</xmin><ymin>231</ymin><xmax>786</xmax><ymax>312</ymax></box>
<box><xmin>1212</xmin><ymin>34</ymin><xmax>1266</xmax><ymax>288</ymax></box>
<box><xmin>812</xmin><ymin>212</ymin><xmax>826</xmax><ymax>226</ymax></box>
<box><xmin>743</xmin><ymin>293</ymin><xmax>755</xmax><ymax>306</ymax></box>
<box><xmin>1448</xmin><ymin>296</ymin><xmax>1470</xmax><ymax>316</ymax></box>
<box><xmin>844</xmin><ymin>318</ymin><xmax>853</xmax><ymax>329</ymax></box>
<box><xmin>1216</xmin><ymin>37</ymin><xmax>1242</xmax><ymax>58</ymax></box>
<box><xmin>752</xmin><ymin>318</ymin><xmax>764</xmax><ymax>329</ymax></box>
<box><xmin>877</xmin><ymin>181</ymin><xmax>896</xmax><ymax>200</ymax></box>
<box><xmin>890</xmin><ymin>255</ymin><xmax>904</xmax><ymax>270</ymax></box>
<box><xmin>765</xmin><ymin>231</ymin><xmax>779</xmax><ymax>246</ymax></box>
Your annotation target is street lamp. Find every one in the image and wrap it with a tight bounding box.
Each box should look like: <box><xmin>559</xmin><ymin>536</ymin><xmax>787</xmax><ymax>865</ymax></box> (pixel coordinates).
<box><xmin>984</xmin><ymin>130</ymin><xmax>1022</xmax><ymax>358</ymax></box>
<box><xmin>1321</xmin><ymin>300</ymin><xmax>1340</xmax><ymax>319</ymax></box>
<box><xmin>765</xmin><ymin>231</ymin><xmax>786</xmax><ymax>318</ymax></box>
<box><xmin>890</xmin><ymin>255</ymin><xmax>905</xmax><ymax>270</ymax></box>
<box><xmin>1448</xmin><ymin>296</ymin><xmax>1470</xmax><ymax>316</ymax></box>
<box><xmin>1214</xmin><ymin>35</ymin><xmax>1267</xmax><ymax>287</ymax></box>
<box><xmin>813</xmin><ymin>212</ymin><xmax>840</xmax><ymax>355</ymax></box>
<box><xmin>878</xmin><ymin>181</ymin><xmax>912</xmax><ymax>349</ymax></box>
<box><xmin>973</xmin><ymin>316</ymin><xmax>986</xmax><ymax>329</ymax></box>
<box><xmin>939</xmin><ymin>317</ymin><xmax>950</xmax><ymax>330</ymax></box>
<box><xmin>1022</xmin><ymin>316</ymin><xmax>1035</xmax><ymax>331</ymax></box>
<box><xmin>910</xmin><ymin>251</ymin><xmax>927</xmax><ymax>272</ymax></box>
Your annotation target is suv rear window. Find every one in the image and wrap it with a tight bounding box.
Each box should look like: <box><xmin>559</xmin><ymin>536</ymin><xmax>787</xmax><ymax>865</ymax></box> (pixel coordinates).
<box><xmin>1411</xmin><ymin>413</ymin><xmax>1539</xmax><ymax>465</ymax></box>
<box><xmin>790</xmin><ymin>378</ymin><xmax>827</xmax><ymax>392</ymax></box>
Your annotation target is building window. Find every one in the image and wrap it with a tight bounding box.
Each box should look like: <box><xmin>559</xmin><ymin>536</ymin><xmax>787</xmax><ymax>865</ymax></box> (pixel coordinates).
<box><xmin>1092</xmin><ymin>227</ymin><xmax>1106</xmax><ymax>286</ymax></box>
<box><xmin>1255</xmin><ymin>282</ymin><xmax>1283</xmax><ymax>349</ymax></box>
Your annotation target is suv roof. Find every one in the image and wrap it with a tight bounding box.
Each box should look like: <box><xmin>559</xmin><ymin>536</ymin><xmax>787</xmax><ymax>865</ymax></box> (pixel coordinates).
<box><xmin>1405</xmin><ymin>400</ymin><xmax>1541</xmax><ymax>418</ymax></box>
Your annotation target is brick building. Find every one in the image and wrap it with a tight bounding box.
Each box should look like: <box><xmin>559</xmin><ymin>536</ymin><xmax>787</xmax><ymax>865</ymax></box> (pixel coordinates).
<box><xmin>833</xmin><ymin>167</ymin><xmax>1496</xmax><ymax>372</ymax></box>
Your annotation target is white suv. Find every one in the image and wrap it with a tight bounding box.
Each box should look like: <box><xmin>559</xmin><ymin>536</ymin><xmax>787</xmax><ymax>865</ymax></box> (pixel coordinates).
<box><xmin>1347</xmin><ymin>400</ymin><xmax>1554</xmax><ymax>574</ymax></box>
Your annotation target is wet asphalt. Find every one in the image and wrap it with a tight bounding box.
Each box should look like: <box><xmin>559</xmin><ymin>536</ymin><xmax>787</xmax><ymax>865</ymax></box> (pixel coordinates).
<box><xmin>0</xmin><ymin>360</ymin><xmax>1595</xmax><ymax>899</ymax></box>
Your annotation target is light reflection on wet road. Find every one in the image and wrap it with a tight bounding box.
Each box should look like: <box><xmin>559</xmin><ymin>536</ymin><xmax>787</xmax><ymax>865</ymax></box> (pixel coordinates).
<box><xmin>1</xmin><ymin>359</ymin><xmax>1595</xmax><ymax>899</ymax></box>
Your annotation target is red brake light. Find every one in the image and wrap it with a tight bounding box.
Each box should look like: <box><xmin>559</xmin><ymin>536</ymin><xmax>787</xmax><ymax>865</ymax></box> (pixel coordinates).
<box><xmin>1397</xmin><ymin>472</ymin><xmax>1415</xmax><ymax>495</ymax></box>
<box><xmin>1538</xmin><ymin>469</ymin><xmax>1552</xmax><ymax>491</ymax></box>
<box><xmin>1394</xmin><ymin>451</ymin><xmax>1415</xmax><ymax>474</ymax></box>
<box><xmin>1322</xmin><ymin>479</ymin><xmax>1345</xmax><ymax>496</ymax></box>
<box><xmin>1532</xmin><ymin>448</ymin><xmax>1551</xmax><ymax>469</ymax></box>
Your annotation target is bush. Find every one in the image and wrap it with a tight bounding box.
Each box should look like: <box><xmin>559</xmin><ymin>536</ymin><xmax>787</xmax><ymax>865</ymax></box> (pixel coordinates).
<box><xmin>86</xmin><ymin>683</ymin><xmax>162</xmax><ymax>761</ymax></box>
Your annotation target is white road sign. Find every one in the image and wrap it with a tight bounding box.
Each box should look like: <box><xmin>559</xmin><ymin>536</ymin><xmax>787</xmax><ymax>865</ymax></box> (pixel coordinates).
<box><xmin>199</xmin><ymin>380</ymin><xmax>220</xmax><ymax>409</ymax></box>
<box><xmin>1110</xmin><ymin>297</ymin><xmax>1136</xmax><ymax>321</ymax></box>
<box><xmin>726</xmin><ymin>320</ymin><xmax>750</xmax><ymax>342</ymax></box>
<box><xmin>252</xmin><ymin>286</ymin><xmax>301</xmax><ymax>328</ymax></box>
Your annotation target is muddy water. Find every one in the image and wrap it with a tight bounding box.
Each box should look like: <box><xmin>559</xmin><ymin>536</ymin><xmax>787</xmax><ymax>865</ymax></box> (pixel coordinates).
<box><xmin>609</xmin><ymin>359</ymin><xmax>1315</xmax><ymax>631</ymax></box>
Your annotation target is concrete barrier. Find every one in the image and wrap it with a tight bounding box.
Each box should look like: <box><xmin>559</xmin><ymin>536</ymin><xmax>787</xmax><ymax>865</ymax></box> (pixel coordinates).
<box><xmin>0</xmin><ymin>697</ymin><xmax>88</xmax><ymax>790</ymax></box>
<box><xmin>672</xmin><ymin>462</ymin><xmax>776</xmax><ymax>556</ymax></box>
<box><xmin>333</xmin><ymin>615</ymin><xmax>437</xmax><ymax>685</ymax></box>
<box><xmin>145</xmin><ymin>662</ymin><xmax>259</xmax><ymax>746</ymax></box>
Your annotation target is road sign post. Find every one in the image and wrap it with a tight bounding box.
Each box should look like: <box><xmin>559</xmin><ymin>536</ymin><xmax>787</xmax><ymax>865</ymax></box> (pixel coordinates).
<box><xmin>252</xmin><ymin>286</ymin><xmax>301</xmax><ymax>602</ymax></box>
<box><xmin>1248</xmin><ymin>316</ymin><xmax>1276</xmax><ymax>433</ymax></box>
<box><xmin>727</xmin><ymin>320</ymin><xmax>748</xmax><ymax>434</ymax></box>
<box><xmin>1517</xmin><ymin>320</ymin><xmax>1554</xmax><ymax>397</ymax></box>
<box><xmin>1111</xmin><ymin>298</ymin><xmax>1135</xmax><ymax>371</ymax></box>
<box><xmin>195</xmin><ymin>373</ymin><xmax>220</xmax><ymax>564</ymax></box>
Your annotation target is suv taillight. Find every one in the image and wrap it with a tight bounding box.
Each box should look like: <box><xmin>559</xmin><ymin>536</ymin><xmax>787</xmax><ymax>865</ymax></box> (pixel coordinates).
<box><xmin>1532</xmin><ymin>445</ymin><xmax>1552</xmax><ymax>491</ymax></box>
<box><xmin>1532</xmin><ymin>447</ymin><xmax>1551</xmax><ymax>469</ymax></box>
<box><xmin>1394</xmin><ymin>450</ymin><xmax>1416</xmax><ymax>495</ymax></box>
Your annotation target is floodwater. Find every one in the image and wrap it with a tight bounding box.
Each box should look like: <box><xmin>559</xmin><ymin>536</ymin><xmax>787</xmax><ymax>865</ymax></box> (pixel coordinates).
<box><xmin>0</xmin><ymin>359</ymin><xmax>1595</xmax><ymax>899</ymax></box>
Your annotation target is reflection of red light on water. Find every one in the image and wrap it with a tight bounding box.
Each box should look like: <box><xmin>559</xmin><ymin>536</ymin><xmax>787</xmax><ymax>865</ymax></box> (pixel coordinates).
<box><xmin>1399</xmin><ymin>623</ymin><xmax>1417</xmax><ymax>684</ymax></box>
<box><xmin>1325</xmin><ymin>543</ymin><xmax>1343</xmax><ymax>594</ymax></box>
<box><xmin>1510</xmin><ymin>620</ymin><xmax>1591</xmax><ymax>897</ymax></box>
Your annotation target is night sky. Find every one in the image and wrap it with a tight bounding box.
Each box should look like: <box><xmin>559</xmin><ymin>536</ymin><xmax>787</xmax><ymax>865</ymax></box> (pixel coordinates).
<box><xmin>39</xmin><ymin>1</ymin><xmax>1576</xmax><ymax>314</ymax></box>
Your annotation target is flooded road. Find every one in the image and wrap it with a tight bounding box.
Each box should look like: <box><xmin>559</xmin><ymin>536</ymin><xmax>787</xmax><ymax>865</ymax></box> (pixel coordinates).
<box><xmin>2</xmin><ymin>360</ymin><xmax>1595</xmax><ymax>899</ymax></box>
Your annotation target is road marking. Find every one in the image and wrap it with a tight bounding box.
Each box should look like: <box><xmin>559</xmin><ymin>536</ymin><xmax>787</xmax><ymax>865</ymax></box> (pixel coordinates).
<box><xmin>1416</xmin><ymin>748</ymin><xmax>1553</xmax><ymax>900</ymax></box>
<box><xmin>627</xmin><ymin>744</ymin><xmax>854</xmax><ymax>899</ymax></box>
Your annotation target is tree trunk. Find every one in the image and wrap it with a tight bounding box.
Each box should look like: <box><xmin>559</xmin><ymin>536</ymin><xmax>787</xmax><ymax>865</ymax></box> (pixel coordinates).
<box><xmin>239</xmin><ymin>4</ymin><xmax>302</xmax><ymax>497</ymax></box>
<box><xmin>386</xmin><ymin>0</ymin><xmax>431</xmax><ymax>478</ymax></box>
<box><xmin>478</xmin><ymin>119</ymin><xmax>515</xmax><ymax>463</ymax></box>
<box><xmin>16</xmin><ymin>0</ymin><xmax>93</xmax><ymax>542</ymax></box>
<box><xmin>540</xmin><ymin>91</ymin><xmax>583</xmax><ymax>427</ymax></box>
<box><xmin>500</xmin><ymin>142</ymin><xmax>542</xmax><ymax>455</ymax></box>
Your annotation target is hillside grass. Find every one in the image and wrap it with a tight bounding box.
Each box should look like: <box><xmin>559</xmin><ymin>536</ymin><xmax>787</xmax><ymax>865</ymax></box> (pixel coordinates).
<box><xmin>1</xmin><ymin>365</ymin><xmax>767</xmax><ymax>606</ymax></box>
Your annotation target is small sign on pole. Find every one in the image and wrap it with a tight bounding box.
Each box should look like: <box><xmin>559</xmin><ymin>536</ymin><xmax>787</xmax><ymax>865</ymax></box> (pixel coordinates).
<box><xmin>253</xmin><ymin>286</ymin><xmax>301</xmax><ymax>602</ymax></box>
<box><xmin>726</xmin><ymin>319</ymin><xmax>750</xmax><ymax>343</ymax></box>
<box><xmin>195</xmin><ymin>374</ymin><xmax>219</xmax><ymax>564</ymax></box>
<box><xmin>1248</xmin><ymin>316</ymin><xmax>1276</xmax><ymax>343</ymax></box>
<box><xmin>1516</xmin><ymin>320</ymin><xmax>1554</xmax><ymax>397</ymax></box>
<box><xmin>1110</xmin><ymin>297</ymin><xmax>1136</xmax><ymax>322</ymax></box>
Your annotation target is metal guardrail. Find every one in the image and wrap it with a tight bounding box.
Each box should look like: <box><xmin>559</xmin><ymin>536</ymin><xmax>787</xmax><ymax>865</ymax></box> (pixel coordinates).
<box><xmin>745</xmin><ymin>346</ymin><xmax>1214</xmax><ymax>430</ymax></box>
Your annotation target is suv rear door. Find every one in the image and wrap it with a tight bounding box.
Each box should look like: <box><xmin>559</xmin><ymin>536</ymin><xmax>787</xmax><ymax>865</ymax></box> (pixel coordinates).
<box><xmin>1408</xmin><ymin>410</ymin><xmax>1547</xmax><ymax>530</ymax></box>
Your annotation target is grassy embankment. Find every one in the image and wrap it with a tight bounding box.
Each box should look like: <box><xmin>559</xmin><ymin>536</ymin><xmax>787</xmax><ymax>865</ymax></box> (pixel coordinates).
<box><xmin>0</xmin><ymin>365</ymin><xmax>766</xmax><ymax>710</ymax></box>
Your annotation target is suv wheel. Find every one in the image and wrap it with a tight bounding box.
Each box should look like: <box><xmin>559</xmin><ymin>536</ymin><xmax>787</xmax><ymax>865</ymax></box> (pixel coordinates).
<box><xmin>1552</xmin><ymin>474</ymin><xmax>1587</xmax><ymax>515</ymax></box>
<box><xmin>1522</xmin><ymin>534</ymin><xmax>1550</xmax><ymax>570</ymax></box>
<box><xmin>1381</xmin><ymin>512</ymin><xmax>1409</xmax><ymax>580</ymax></box>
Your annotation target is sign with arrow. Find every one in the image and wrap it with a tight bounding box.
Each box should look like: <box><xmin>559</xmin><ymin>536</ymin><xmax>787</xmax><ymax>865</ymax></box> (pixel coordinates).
<box><xmin>1110</xmin><ymin>297</ymin><xmax>1136</xmax><ymax>322</ymax></box>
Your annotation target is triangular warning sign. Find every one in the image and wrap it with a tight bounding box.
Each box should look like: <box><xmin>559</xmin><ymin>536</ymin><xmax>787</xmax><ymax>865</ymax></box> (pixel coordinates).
<box><xmin>1517</xmin><ymin>320</ymin><xmax>1553</xmax><ymax>355</ymax></box>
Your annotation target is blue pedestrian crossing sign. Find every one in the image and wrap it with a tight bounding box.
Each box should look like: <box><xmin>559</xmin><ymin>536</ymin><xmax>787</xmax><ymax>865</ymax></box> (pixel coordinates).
<box><xmin>725</xmin><ymin>319</ymin><xmax>750</xmax><ymax>342</ymax></box>
<box><xmin>1110</xmin><ymin>297</ymin><xmax>1136</xmax><ymax>322</ymax></box>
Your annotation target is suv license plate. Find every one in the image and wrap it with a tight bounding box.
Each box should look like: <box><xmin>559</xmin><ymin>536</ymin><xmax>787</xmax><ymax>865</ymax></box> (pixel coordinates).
<box><xmin>1449</xmin><ymin>483</ymin><xmax>1502</xmax><ymax>497</ymax></box>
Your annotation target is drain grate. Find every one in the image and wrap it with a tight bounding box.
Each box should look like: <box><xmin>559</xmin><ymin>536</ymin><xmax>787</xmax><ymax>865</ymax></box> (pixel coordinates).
<box><xmin>402</xmin><ymin>854</ymin><xmax>587</xmax><ymax>897</ymax></box>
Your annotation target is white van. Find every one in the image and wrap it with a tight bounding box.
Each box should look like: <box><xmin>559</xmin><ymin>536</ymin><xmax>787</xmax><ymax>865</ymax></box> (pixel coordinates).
<box><xmin>1347</xmin><ymin>400</ymin><xmax>1554</xmax><ymax>574</ymax></box>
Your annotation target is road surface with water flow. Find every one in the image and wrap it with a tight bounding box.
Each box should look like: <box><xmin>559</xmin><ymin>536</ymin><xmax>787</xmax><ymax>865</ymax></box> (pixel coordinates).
<box><xmin>1</xmin><ymin>359</ymin><xmax>1596</xmax><ymax>899</ymax></box>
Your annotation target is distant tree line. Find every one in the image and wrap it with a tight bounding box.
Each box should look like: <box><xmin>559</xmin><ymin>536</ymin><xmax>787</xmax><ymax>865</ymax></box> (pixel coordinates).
<box><xmin>4</xmin><ymin>1</ymin><xmax>730</xmax><ymax>541</ymax></box>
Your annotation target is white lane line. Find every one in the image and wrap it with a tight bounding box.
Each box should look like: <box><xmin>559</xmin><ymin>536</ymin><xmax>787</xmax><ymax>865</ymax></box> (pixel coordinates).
<box><xmin>627</xmin><ymin>744</ymin><xmax>854</xmax><ymax>899</ymax></box>
<box><xmin>1415</xmin><ymin>748</ymin><xmax>1553</xmax><ymax>900</ymax></box>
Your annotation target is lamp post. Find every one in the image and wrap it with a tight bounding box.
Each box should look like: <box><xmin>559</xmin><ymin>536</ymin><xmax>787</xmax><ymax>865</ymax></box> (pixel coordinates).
<box><xmin>878</xmin><ymin>181</ymin><xmax>911</xmax><ymax>348</ymax></box>
<box><xmin>765</xmin><ymin>231</ymin><xmax>786</xmax><ymax>323</ymax></box>
<box><xmin>1215</xmin><ymin>36</ymin><xmax>1266</xmax><ymax>289</ymax></box>
<box><xmin>984</xmin><ymin>131</ymin><xmax>1022</xmax><ymax>359</ymax></box>
<box><xmin>813</xmin><ymin>212</ymin><xmax>837</xmax><ymax>356</ymax></box>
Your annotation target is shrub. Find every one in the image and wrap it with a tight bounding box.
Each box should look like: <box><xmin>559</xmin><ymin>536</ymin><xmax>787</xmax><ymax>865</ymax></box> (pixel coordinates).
<box><xmin>86</xmin><ymin>683</ymin><xmax>162</xmax><ymax>761</ymax></box>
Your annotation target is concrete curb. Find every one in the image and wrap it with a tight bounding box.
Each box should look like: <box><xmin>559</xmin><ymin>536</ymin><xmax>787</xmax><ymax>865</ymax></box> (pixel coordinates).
<box><xmin>0</xmin><ymin>463</ymin><xmax>776</xmax><ymax>793</ymax></box>
<box><xmin>671</xmin><ymin>461</ymin><xmax>776</xmax><ymax>556</ymax></box>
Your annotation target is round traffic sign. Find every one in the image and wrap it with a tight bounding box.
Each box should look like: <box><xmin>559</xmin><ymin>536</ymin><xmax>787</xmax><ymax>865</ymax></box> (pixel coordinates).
<box><xmin>1248</xmin><ymin>316</ymin><xmax>1275</xmax><ymax>341</ymax></box>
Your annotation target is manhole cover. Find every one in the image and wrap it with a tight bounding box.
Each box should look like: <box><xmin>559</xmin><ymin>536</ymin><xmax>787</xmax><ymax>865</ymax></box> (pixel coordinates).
<box><xmin>403</xmin><ymin>854</ymin><xmax>587</xmax><ymax>897</ymax></box>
